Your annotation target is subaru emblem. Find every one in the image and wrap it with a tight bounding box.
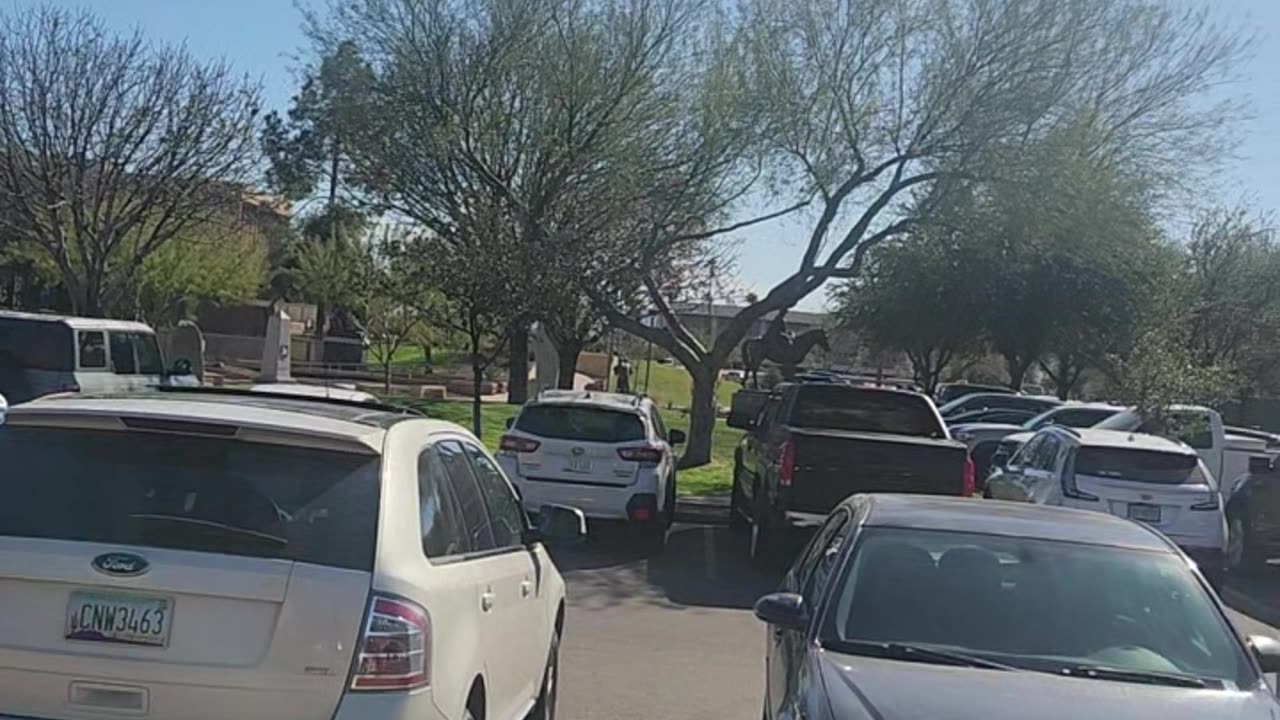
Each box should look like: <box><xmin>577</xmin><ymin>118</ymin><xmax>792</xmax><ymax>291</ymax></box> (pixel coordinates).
<box><xmin>92</xmin><ymin>552</ymin><xmax>150</xmax><ymax>577</ymax></box>
<box><xmin>571</xmin><ymin>447</ymin><xmax>585</xmax><ymax>456</ymax></box>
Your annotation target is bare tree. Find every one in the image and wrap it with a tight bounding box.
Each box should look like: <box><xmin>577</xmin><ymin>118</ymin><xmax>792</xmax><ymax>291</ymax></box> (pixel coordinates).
<box><xmin>0</xmin><ymin>6</ymin><xmax>261</xmax><ymax>317</ymax></box>
<box><xmin>593</xmin><ymin>0</ymin><xmax>1249</xmax><ymax>465</ymax></box>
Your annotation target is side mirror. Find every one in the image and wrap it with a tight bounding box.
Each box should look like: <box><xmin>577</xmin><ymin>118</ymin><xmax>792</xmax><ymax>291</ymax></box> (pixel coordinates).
<box><xmin>1249</xmin><ymin>455</ymin><xmax>1275</xmax><ymax>474</ymax></box>
<box><xmin>753</xmin><ymin>592</ymin><xmax>809</xmax><ymax>631</ymax></box>
<box><xmin>726</xmin><ymin>412</ymin><xmax>755</xmax><ymax>430</ymax></box>
<box><xmin>529</xmin><ymin>504</ymin><xmax>587</xmax><ymax>546</ymax></box>
<box><xmin>668</xmin><ymin>429</ymin><xmax>687</xmax><ymax>445</ymax></box>
<box><xmin>505</xmin><ymin>417</ymin><xmax>516</xmax><ymax>430</ymax></box>
<box><xmin>169</xmin><ymin>358</ymin><xmax>193</xmax><ymax>377</ymax></box>
<box><xmin>1249</xmin><ymin>635</ymin><xmax>1280</xmax><ymax>674</ymax></box>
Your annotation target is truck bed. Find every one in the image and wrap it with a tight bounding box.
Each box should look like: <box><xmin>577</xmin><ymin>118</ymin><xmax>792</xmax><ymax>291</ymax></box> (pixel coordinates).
<box><xmin>783</xmin><ymin>427</ymin><xmax>969</xmax><ymax>514</ymax></box>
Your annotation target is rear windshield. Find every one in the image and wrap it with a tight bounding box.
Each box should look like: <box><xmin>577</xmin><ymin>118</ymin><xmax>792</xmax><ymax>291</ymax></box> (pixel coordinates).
<box><xmin>516</xmin><ymin>404</ymin><xmax>646</xmax><ymax>442</ymax></box>
<box><xmin>0</xmin><ymin>318</ymin><xmax>73</xmax><ymax>371</ymax></box>
<box><xmin>1074</xmin><ymin>447</ymin><xmax>1206</xmax><ymax>486</ymax></box>
<box><xmin>0</xmin><ymin>427</ymin><xmax>380</xmax><ymax>571</ymax></box>
<box><xmin>790</xmin><ymin>388</ymin><xmax>944</xmax><ymax>438</ymax></box>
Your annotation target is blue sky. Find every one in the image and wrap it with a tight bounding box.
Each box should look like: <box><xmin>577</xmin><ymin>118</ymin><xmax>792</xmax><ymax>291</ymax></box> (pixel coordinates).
<box><xmin>20</xmin><ymin>0</ymin><xmax>1280</xmax><ymax>312</ymax></box>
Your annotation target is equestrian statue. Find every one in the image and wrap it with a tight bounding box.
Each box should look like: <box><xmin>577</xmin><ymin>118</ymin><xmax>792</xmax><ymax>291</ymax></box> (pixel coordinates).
<box><xmin>741</xmin><ymin>310</ymin><xmax>830</xmax><ymax>387</ymax></box>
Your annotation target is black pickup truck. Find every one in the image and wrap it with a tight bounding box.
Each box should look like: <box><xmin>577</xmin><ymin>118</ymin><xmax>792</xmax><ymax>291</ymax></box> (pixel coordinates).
<box><xmin>728</xmin><ymin>382</ymin><xmax>972</xmax><ymax>565</ymax></box>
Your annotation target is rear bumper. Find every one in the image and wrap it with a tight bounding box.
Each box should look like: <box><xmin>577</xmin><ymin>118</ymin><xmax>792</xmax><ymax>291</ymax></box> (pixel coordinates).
<box><xmin>500</xmin><ymin>462</ymin><xmax>664</xmax><ymax>520</ymax></box>
<box><xmin>333</xmin><ymin>690</ymin><xmax>447</xmax><ymax>720</ymax></box>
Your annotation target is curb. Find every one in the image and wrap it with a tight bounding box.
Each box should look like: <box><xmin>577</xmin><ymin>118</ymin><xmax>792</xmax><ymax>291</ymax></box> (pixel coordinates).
<box><xmin>675</xmin><ymin>496</ymin><xmax>730</xmax><ymax>525</ymax></box>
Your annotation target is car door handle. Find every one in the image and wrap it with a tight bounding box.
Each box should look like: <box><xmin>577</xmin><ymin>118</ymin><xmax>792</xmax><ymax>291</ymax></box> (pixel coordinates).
<box><xmin>520</xmin><ymin>580</ymin><xmax>533</xmax><ymax>598</ymax></box>
<box><xmin>481</xmin><ymin>589</ymin><xmax>495</xmax><ymax>612</ymax></box>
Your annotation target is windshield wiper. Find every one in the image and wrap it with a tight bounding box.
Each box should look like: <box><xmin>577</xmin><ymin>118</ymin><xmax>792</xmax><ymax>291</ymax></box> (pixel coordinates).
<box><xmin>828</xmin><ymin>640</ymin><xmax>1017</xmax><ymax>671</ymax></box>
<box><xmin>129</xmin><ymin>514</ymin><xmax>288</xmax><ymax>547</ymax></box>
<box><xmin>1052</xmin><ymin>663</ymin><xmax>1208</xmax><ymax>689</ymax></box>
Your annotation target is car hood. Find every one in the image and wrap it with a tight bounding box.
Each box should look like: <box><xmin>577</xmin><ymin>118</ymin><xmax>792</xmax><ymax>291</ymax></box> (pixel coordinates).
<box><xmin>949</xmin><ymin>423</ymin><xmax>1026</xmax><ymax>434</ymax></box>
<box><xmin>818</xmin><ymin>652</ymin><xmax>1277</xmax><ymax>720</ymax></box>
<box><xmin>1002</xmin><ymin>430</ymin><xmax>1035</xmax><ymax>445</ymax></box>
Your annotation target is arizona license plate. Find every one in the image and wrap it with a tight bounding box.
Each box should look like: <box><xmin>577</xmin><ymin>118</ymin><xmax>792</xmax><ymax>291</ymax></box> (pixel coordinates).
<box><xmin>1128</xmin><ymin>503</ymin><xmax>1162</xmax><ymax>523</ymax></box>
<box><xmin>66</xmin><ymin>591</ymin><xmax>173</xmax><ymax>647</ymax></box>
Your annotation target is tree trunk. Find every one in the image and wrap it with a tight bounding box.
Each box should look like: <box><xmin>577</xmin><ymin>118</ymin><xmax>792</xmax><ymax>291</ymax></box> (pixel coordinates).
<box><xmin>470</xmin><ymin>332</ymin><xmax>483</xmax><ymax>438</ymax></box>
<box><xmin>383</xmin><ymin>359</ymin><xmax>392</xmax><ymax>395</ymax></box>
<box><xmin>680</xmin><ymin>367</ymin><xmax>718</xmax><ymax>469</ymax></box>
<box><xmin>507</xmin><ymin>321</ymin><xmax>529</xmax><ymax>404</ymax></box>
<box><xmin>1005</xmin><ymin>354</ymin><xmax>1034</xmax><ymax>390</ymax></box>
<box><xmin>555</xmin><ymin>337</ymin><xmax>583</xmax><ymax>389</ymax></box>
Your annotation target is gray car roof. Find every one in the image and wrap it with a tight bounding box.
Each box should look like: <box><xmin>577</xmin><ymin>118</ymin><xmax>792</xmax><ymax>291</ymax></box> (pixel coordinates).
<box><xmin>861</xmin><ymin>494</ymin><xmax>1172</xmax><ymax>553</ymax></box>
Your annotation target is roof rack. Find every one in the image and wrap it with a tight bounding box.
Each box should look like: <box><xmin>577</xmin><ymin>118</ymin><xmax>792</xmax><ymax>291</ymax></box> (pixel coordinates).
<box><xmin>151</xmin><ymin>385</ymin><xmax>424</xmax><ymax>416</ymax></box>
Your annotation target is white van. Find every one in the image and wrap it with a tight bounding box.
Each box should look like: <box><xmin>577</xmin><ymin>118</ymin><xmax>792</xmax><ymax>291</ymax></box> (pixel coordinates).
<box><xmin>0</xmin><ymin>311</ymin><xmax>191</xmax><ymax>404</ymax></box>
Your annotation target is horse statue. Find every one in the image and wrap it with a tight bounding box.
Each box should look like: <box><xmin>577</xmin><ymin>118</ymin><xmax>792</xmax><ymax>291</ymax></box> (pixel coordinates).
<box><xmin>742</xmin><ymin>317</ymin><xmax>830</xmax><ymax>387</ymax></box>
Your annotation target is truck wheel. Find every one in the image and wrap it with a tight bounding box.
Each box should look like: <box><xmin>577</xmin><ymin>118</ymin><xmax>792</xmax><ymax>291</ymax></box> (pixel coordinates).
<box><xmin>729</xmin><ymin>467</ymin><xmax>749</xmax><ymax>533</ymax></box>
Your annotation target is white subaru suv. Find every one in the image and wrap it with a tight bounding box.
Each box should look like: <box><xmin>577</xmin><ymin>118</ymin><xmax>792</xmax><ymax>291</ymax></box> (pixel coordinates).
<box><xmin>986</xmin><ymin>426</ymin><xmax>1228</xmax><ymax>586</ymax></box>
<box><xmin>497</xmin><ymin>391</ymin><xmax>684</xmax><ymax>551</ymax></box>
<box><xmin>0</xmin><ymin>388</ymin><xmax>582</xmax><ymax>720</ymax></box>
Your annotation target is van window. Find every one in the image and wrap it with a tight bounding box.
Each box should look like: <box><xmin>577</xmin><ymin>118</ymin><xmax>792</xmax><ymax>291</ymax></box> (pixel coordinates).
<box><xmin>109</xmin><ymin>332</ymin><xmax>136</xmax><ymax>374</ymax></box>
<box><xmin>78</xmin><ymin>331</ymin><xmax>107</xmax><ymax>369</ymax></box>
<box><xmin>131</xmin><ymin>333</ymin><xmax>164</xmax><ymax>375</ymax></box>
<box><xmin>0</xmin><ymin>318</ymin><xmax>73</xmax><ymax>371</ymax></box>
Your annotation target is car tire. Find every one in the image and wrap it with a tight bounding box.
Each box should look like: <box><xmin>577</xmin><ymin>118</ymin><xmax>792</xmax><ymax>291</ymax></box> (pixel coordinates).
<box><xmin>729</xmin><ymin>466</ymin><xmax>749</xmax><ymax>533</ymax></box>
<box><xmin>529</xmin><ymin>630</ymin><xmax>560</xmax><ymax>720</ymax></box>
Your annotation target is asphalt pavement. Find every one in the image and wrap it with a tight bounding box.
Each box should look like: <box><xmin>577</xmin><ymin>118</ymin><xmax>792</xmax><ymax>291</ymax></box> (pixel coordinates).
<box><xmin>549</xmin><ymin>522</ymin><xmax>1280</xmax><ymax>720</ymax></box>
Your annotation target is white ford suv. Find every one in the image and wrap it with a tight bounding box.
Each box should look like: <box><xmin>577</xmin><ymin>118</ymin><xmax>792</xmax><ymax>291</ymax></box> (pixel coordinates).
<box><xmin>0</xmin><ymin>388</ymin><xmax>581</xmax><ymax>720</ymax></box>
<box><xmin>986</xmin><ymin>426</ymin><xmax>1228</xmax><ymax>587</ymax></box>
<box><xmin>497</xmin><ymin>391</ymin><xmax>684</xmax><ymax>551</ymax></box>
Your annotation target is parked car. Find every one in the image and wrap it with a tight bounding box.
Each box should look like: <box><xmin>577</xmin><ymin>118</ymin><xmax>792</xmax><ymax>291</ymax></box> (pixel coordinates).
<box><xmin>755</xmin><ymin>494</ymin><xmax>1280</xmax><ymax>720</ymax></box>
<box><xmin>1226</xmin><ymin>426</ymin><xmax>1280</xmax><ymax>451</ymax></box>
<box><xmin>0</xmin><ymin>310</ymin><xmax>194</xmax><ymax>404</ymax></box>
<box><xmin>937</xmin><ymin>392</ymin><xmax>1060</xmax><ymax>421</ymax></box>
<box><xmin>0</xmin><ymin>387</ymin><xmax>582</xmax><ymax>720</ymax></box>
<box><xmin>1095</xmin><ymin>406</ymin><xmax>1279</xmax><ymax>498</ymax></box>
<box><xmin>986</xmin><ymin>427</ymin><xmax>1227</xmax><ymax>586</ymax></box>
<box><xmin>953</xmin><ymin>403</ymin><xmax>1124</xmax><ymax>486</ymax></box>
<box><xmin>728</xmin><ymin>383</ymin><xmax>970</xmax><ymax>566</ymax></box>
<box><xmin>496</xmin><ymin>389</ymin><xmax>683</xmax><ymax>552</ymax></box>
<box><xmin>1225</xmin><ymin>454</ymin><xmax>1280</xmax><ymax>574</ymax></box>
<box><xmin>934</xmin><ymin>382</ymin><xmax>1015</xmax><ymax>405</ymax></box>
<box><xmin>945</xmin><ymin>407</ymin><xmax>1038</xmax><ymax>427</ymax></box>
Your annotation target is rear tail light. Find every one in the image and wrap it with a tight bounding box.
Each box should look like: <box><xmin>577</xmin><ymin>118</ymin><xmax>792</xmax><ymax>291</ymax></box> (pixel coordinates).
<box><xmin>962</xmin><ymin>457</ymin><xmax>976</xmax><ymax>497</ymax></box>
<box><xmin>778</xmin><ymin>440</ymin><xmax>796</xmax><ymax>487</ymax></box>
<box><xmin>1191</xmin><ymin>493</ymin><xmax>1221</xmax><ymax>511</ymax></box>
<box><xmin>617</xmin><ymin>446</ymin><xmax>663</xmax><ymax>465</ymax></box>
<box><xmin>499</xmin><ymin>435</ymin><xmax>541</xmax><ymax>453</ymax></box>
<box><xmin>351</xmin><ymin>594</ymin><xmax>429</xmax><ymax>691</ymax></box>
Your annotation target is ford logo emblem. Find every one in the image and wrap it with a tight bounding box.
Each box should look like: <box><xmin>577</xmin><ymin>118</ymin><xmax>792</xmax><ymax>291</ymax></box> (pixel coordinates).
<box><xmin>92</xmin><ymin>552</ymin><xmax>150</xmax><ymax>577</ymax></box>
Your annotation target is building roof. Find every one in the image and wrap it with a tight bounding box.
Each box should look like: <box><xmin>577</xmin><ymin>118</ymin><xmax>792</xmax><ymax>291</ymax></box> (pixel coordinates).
<box><xmin>669</xmin><ymin>302</ymin><xmax>827</xmax><ymax>326</ymax></box>
<box><xmin>862</xmin><ymin>494</ymin><xmax>1172</xmax><ymax>553</ymax></box>
<box><xmin>0</xmin><ymin>310</ymin><xmax>155</xmax><ymax>333</ymax></box>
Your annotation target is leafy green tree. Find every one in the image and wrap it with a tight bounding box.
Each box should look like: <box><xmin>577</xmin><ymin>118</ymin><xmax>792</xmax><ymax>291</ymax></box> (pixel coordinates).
<box><xmin>132</xmin><ymin>217</ymin><xmax>269</xmax><ymax>325</ymax></box>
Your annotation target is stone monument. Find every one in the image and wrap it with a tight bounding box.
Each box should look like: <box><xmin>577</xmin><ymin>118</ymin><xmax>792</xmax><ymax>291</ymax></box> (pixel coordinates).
<box><xmin>260</xmin><ymin>307</ymin><xmax>293</xmax><ymax>382</ymax></box>
<box><xmin>169</xmin><ymin>320</ymin><xmax>206</xmax><ymax>382</ymax></box>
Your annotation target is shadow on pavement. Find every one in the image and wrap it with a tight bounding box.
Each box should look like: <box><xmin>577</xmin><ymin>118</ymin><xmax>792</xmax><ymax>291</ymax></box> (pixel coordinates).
<box><xmin>548</xmin><ymin>523</ymin><xmax>787</xmax><ymax>611</ymax></box>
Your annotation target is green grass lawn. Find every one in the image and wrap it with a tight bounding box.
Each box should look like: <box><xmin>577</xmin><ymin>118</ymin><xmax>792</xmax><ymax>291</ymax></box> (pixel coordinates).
<box><xmin>389</xmin><ymin>396</ymin><xmax>737</xmax><ymax>496</ymax></box>
<box><xmin>636</xmin><ymin>362</ymin><xmax>740</xmax><ymax>411</ymax></box>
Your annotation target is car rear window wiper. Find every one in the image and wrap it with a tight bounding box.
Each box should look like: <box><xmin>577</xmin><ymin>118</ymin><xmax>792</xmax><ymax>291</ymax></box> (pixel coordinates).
<box><xmin>827</xmin><ymin>640</ymin><xmax>1017</xmax><ymax>671</ymax></box>
<box><xmin>129</xmin><ymin>514</ymin><xmax>289</xmax><ymax>547</ymax></box>
<box><xmin>1052</xmin><ymin>663</ymin><xmax>1208</xmax><ymax>689</ymax></box>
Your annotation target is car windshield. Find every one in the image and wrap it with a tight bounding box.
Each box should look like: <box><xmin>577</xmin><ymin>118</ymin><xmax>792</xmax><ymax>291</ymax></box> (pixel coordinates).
<box><xmin>1074</xmin><ymin>447</ymin><xmax>1210</xmax><ymax>487</ymax></box>
<box><xmin>790</xmin><ymin>387</ymin><xmax>944</xmax><ymax>438</ymax></box>
<box><xmin>0</xmin><ymin>426</ymin><xmax>381</xmax><ymax>571</ymax></box>
<box><xmin>1094</xmin><ymin>410</ymin><xmax>1215</xmax><ymax>450</ymax></box>
<box><xmin>516</xmin><ymin>404</ymin><xmax>646</xmax><ymax>442</ymax></box>
<box><xmin>822</xmin><ymin>528</ymin><xmax>1253</xmax><ymax>688</ymax></box>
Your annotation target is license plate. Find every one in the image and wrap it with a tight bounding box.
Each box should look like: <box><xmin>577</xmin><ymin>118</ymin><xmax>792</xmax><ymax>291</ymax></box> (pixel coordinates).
<box><xmin>66</xmin><ymin>591</ymin><xmax>172</xmax><ymax>647</ymax></box>
<box><xmin>1128</xmin><ymin>503</ymin><xmax>1162</xmax><ymax>523</ymax></box>
<box><xmin>567</xmin><ymin>456</ymin><xmax>591</xmax><ymax>473</ymax></box>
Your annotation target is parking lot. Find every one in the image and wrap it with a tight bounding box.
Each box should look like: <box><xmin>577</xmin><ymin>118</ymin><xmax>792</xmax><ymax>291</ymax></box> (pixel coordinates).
<box><xmin>551</xmin><ymin>522</ymin><xmax>1280</xmax><ymax>720</ymax></box>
